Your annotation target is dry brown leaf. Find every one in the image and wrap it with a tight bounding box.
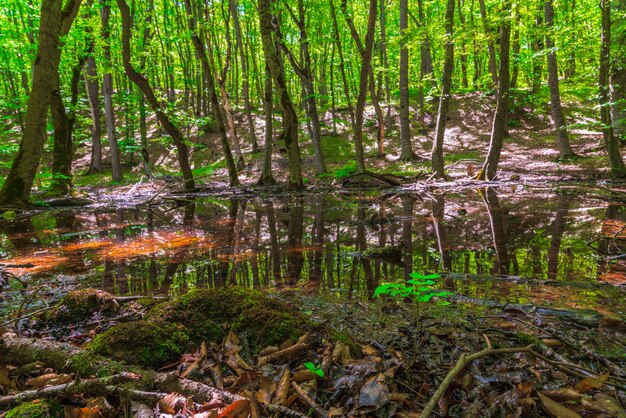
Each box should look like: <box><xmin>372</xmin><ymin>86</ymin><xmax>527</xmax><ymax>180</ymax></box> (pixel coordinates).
<box><xmin>292</xmin><ymin>369</ymin><xmax>315</xmax><ymax>382</ymax></box>
<box><xmin>257</xmin><ymin>346</ymin><xmax>279</xmax><ymax>357</ymax></box>
<box><xmin>159</xmin><ymin>392</ymin><xmax>190</xmax><ymax>414</ymax></box>
<box><xmin>331</xmin><ymin>341</ymin><xmax>351</xmax><ymax>365</ymax></box>
<box><xmin>257</xmin><ymin>342</ymin><xmax>308</xmax><ymax>367</ymax></box>
<box><xmin>541</xmin><ymin>388</ymin><xmax>582</xmax><ymax>402</ymax></box>
<box><xmin>255</xmin><ymin>377</ymin><xmax>275</xmax><ymax>405</ymax></box>
<box><xmin>0</xmin><ymin>366</ymin><xmax>17</xmax><ymax>389</ymax></box>
<box><xmin>538</xmin><ymin>392</ymin><xmax>582</xmax><ymax>418</ymax></box>
<box><xmin>26</xmin><ymin>373</ymin><xmax>68</xmax><ymax>388</ymax></box>
<box><xmin>181</xmin><ymin>341</ymin><xmax>207</xmax><ymax>379</ymax></box>
<box><xmin>47</xmin><ymin>374</ymin><xmax>73</xmax><ymax>386</ymax></box>
<box><xmin>574</xmin><ymin>373</ymin><xmax>610</xmax><ymax>393</ymax></box>
<box><xmin>217</xmin><ymin>399</ymin><xmax>250</xmax><ymax>418</ymax></box>
<box><xmin>63</xmin><ymin>406</ymin><xmax>103</xmax><ymax>418</ymax></box>
<box><xmin>192</xmin><ymin>412</ymin><xmax>218</xmax><ymax>418</ymax></box>
<box><xmin>275</xmin><ymin>367</ymin><xmax>291</xmax><ymax>406</ymax></box>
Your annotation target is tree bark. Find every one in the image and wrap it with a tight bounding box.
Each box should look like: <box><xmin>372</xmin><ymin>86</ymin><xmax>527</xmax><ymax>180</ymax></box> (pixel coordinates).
<box><xmin>0</xmin><ymin>0</ymin><xmax>82</xmax><ymax>206</ymax></box>
<box><xmin>600</xmin><ymin>0</ymin><xmax>626</xmax><ymax>177</ymax></box>
<box><xmin>85</xmin><ymin>55</ymin><xmax>103</xmax><ymax>174</ymax></box>
<box><xmin>116</xmin><ymin>0</ymin><xmax>195</xmax><ymax>191</ymax></box>
<box><xmin>182</xmin><ymin>0</ymin><xmax>240</xmax><ymax>187</ymax></box>
<box><xmin>347</xmin><ymin>0</ymin><xmax>378</xmax><ymax>174</ymax></box>
<box><xmin>101</xmin><ymin>0</ymin><xmax>123</xmax><ymax>181</ymax></box>
<box><xmin>258</xmin><ymin>0</ymin><xmax>304</xmax><ymax>189</ymax></box>
<box><xmin>431</xmin><ymin>0</ymin><xmax>456</xmax><ymax>179</ymax></box>
<box><xmin>478</xmin><ymin>0</ymin><xmax>511</xmax><ymax>180</ymax></box>
<box><xmin>259</xmin><ymin>63</ymin><xmax>276</xmax><ymax>185</ymax></box>
<box><xmin>544</xmin><ymin>0</ymin><xmax>576</xmax><ymax>158</ymax></box>
<box><xmin>478</xmin><ymin>0</ymin><xmax>498</xmax><ymax>87</ymax></box>
<box><xmin>399</xmin><ymin>0</ymin><xmax>415</xmax><ymax>161</ymax></box>
<box><xmin>230</xmin><ymin>0</ymin><xmax>259</xmax><ymax>153</ymax></box>
<box><xmin>611</xmin><ymin>0</ymin><xmax>626</xmax><ymax>142</ymax></box>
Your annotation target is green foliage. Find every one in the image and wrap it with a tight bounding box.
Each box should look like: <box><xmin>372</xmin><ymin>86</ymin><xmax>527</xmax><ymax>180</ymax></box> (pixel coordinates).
<box><xmin>333</xmin><ymin>162</ymin><xmax>357</xmax><ymax>179</ymax></box>
<box><xmin>304</xmin><ymin>362</ymin><xmax>324</xmax><ymax>378</ymax></box>
<box><xmin>6</xmin><ymin>400</ymin><xmax>62</xmax><ymax>418</ymax></box>
<box><xmin>374</xmin><ymin>273</ymin><xmax>453</xmax><ymax>306</ymax></box>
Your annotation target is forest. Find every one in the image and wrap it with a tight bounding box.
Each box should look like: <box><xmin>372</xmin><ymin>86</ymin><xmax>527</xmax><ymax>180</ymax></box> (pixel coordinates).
<box><xmin>0</xmin><ymin>0</ymin><xmax>625</xmax><ymax>417</ymax></box>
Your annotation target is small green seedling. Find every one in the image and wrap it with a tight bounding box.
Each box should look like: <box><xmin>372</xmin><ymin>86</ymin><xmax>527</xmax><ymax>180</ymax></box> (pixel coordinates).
<box><xmin>304</xmin><ymin>362</ymin><xmax>324</xmax><ymax>378</ymax></box>
<box><xmin>373</xmin><ymin>273</ymin><xmax>453</xmax><ymax>308</ymax></box>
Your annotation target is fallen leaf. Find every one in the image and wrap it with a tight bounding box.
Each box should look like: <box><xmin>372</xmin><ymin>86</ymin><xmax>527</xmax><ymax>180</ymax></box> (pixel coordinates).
<box><xmin>255</xmin><ymin>377</ymin><xmax>275</xmax><ymax>405</ymax></box>
<box><xmin>581</xmin><ymin>393</ymin><xmax>626</xmax><ymax>417</ymax></box>
<box><xmin>538</xmin><ymin>392</ymin><xmax>582</xmax><ymax>418</ymax></box>
<box><xmin>574</xmin><ymin>373</ymin><xmax>610</xmax><ymax>393</ymax></box>
<box><xmin>159</xmin><ymin>392</ymin><xmax>190</xmax><ymax>415</ymax></box>
<box><xmin>541</xmin><ymin>388</ymin><xmax>582</xmax><ymax>402</ymax></box>
<box><xmin>275</xmin><ymin>367</ymin><xmax>291</xmax><ymax>406</ymax></box>
<box><xmin>217</xmin><ymin>400</ymin><xmax>250</xmax><ymax>418</ymax></box>
<box><xmin>359</xmin><ymin>373</ymin><xmax>389</xmax><ymax>408</ymax></box>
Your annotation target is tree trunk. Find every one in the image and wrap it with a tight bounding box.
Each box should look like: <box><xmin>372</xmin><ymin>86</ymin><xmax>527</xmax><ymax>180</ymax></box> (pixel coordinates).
<box><xmin>258</xmin><ymin>0</ymin><xmax>303</xmax><ymax>189</ymax></box>
<box><xmin>399</xmin><ymin>0</ymin><xmax>415</xmax><ymax>161</ymax></box>
<box><xmin>230</xmin><ymin>0</ymin><xmax>259</xmax><ymax>153</ymax></box>
<box><xmin>85</xmin><ymin>56</ymin><xmax>103</xmax><ymax>174</ymax></box>
<box><xmin>116</xmin><ymin>0</ymin><xmax>195</xmax><ymax>191</ymax></box>
<box><xmin>547</xmin><ymin>193</ymin><xmax>570</xmax><ymax>280</ymax></box>
<box><xmin>101</xmin><ymin>0</ymin><xmax>123</xmax><ymax>181</ymax></box>
<box><xmin>259</xmin><ymin>63</ymin><xmax>276</xmax><ymax>185</ymax></box>
<box><xmin>478</xmin><ymin>0</ymin><xmax>511</xmax><ymax>180</ymax></box>
<box><xmin>478</xmin><ymin>0</ymin><xmax>498</xmax><ymax>87</ymax></box>
<box><xmin>330</xmin><ymin>0</ymin><xmax>354</xmax><ymax>125</ymax></box>
<box><xmin>431</xmin><ymin>0</ymin><xmax>456</xmax><ymax>179</ymax></box>
<box><xmin>50</xmin><ymin>54</ymin><xmax>87</xmax><ymax>195</ymax></box>
<box><xmin>0</xmin><ymin>0</ymin><xmax>82</xmax><ymax>206</ymax></box>
<box><xmin>611</xmin><ymin>0</ymin><xmax>626</xmax><ymax>143</ymax></box>
<box><xmin>600</xmin><ymin>0</ymin><xmax>626</xmax><ymax>177</ymax></box>
<box><xmin>345</xmin><ymin>0</ymin><xmax>378</xmax><ymax>173</ymax></box>
<box><xmin>531</xmin><ymin>13</ymin><xmax>544</xmax><ymax>95</ymax></box>
<box><xmin>544</xmin><ymin>0</ymin><xmax>576</xmax><ymax>158</ymax></box>
<box><xmin>182</xmin><ymin>0</ymin><xmax>239</xmax><ymax>187</ymax></box>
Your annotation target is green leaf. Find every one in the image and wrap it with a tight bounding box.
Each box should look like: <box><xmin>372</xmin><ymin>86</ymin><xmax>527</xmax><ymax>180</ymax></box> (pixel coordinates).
<box><xmin>304</xmin><ymin>362</ymin><xmax>324</xmax><ymax>378</ymax></box>
<box><xmin>409</xmin><ymin>272</ymin><xmax>441</xmax><ymax>280</ymax></box>
<box><xmin>407</xmin><ymin>279</ymin><xmax>436</xmax><ymax>286</ymax></box>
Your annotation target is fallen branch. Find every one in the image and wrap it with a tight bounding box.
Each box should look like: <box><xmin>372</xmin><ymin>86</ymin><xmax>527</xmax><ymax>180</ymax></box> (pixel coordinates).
<box><xmin>291</xmin><ymin>381</ymin><xmax>328</xmax><ymax>418</ymax></box>
<box><xmin>420</xmin><ymin>345</ymin><xmax>533</xmax><ymax>418</ymax></box>
<box><xmin>0</xmin><ymin>372</ymin><xmax>141</xmax><ymax>406</ymax></box>
<box><xmin>266</xmin><ymin>403</ymin><xmax>310</xmax><ymax>418</ymax></box>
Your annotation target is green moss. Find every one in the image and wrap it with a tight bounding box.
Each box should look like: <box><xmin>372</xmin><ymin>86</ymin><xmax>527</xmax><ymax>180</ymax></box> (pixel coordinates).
<box><xmin>43</xmin><ymin>288</ymin><xmax>118</xmax><ymax>325</ymax></box>
<box><xmin>87</xmin><ymin>287</ymin><xmax>312</xmax><ymax>368</ymax></box>
<box><xmin>6</xmin><ymin>400</ymin><xmax>62</xmax><ymax>418</ymax></box>
<box><xmin>89</xmin><ymin>321</ymin><xmax>190</xmax><ymax>368</ymax></box>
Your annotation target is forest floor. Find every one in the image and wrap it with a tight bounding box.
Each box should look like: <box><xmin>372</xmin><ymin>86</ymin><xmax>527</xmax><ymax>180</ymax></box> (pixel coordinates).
<box><xmin>1</xmin><ymin>90</ymin><xmax>626</xmax><ymax>417</ymax></box>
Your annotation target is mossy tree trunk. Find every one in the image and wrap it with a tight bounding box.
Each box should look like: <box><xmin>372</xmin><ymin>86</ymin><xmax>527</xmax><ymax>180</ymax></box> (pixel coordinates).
<box><xmin>0</xmin><ymin>0</ymin><xmax>82</xmax><ymax>206</ymax></box>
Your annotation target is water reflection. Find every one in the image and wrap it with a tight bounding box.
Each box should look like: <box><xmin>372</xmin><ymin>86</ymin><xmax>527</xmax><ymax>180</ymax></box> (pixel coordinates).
<box><xmin>1</xmin><ymin>188</ymin><xmax>624</xmax><ymax>314</ymax></box>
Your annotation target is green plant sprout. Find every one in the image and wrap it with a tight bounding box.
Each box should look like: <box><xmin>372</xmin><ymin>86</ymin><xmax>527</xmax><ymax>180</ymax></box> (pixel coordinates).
<box><xmin>373</xmin><ymin>273</ymin><xmax>453</xmax><ymax>314</ymax></box>
<box><xmin>304</xmin><ymin>362</ymin><xmax>324</xmax><ymax>378</ymax></box>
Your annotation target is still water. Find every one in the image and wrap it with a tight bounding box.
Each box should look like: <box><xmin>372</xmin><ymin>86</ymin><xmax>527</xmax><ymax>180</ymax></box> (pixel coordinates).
<box><xmin>1</xmin><ymin>186</ymin><xmax>625</xmax><ymax>316</ymax></box>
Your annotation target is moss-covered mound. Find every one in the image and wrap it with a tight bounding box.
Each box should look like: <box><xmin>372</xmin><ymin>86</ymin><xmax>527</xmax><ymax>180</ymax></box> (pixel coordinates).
<box><xmin>89</xmin><ymin>287</ymin><xmax>312</xmax><ymax>368</ymax></box>
<box><xmin>42</xmin><ymin>288</ymin><xmax>119</xmax><ymax>325</ymax></box>
<box><xmin>6</xmin><ymin>400</ymin><xmax>62</xmax><ymax>418</ymax></box>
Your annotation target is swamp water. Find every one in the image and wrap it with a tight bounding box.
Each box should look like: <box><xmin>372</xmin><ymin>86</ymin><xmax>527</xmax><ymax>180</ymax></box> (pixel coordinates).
<box><xmin>1</xmin><ymin>186</ymin><xmax>625</xmax><ymax>320</ymax></box>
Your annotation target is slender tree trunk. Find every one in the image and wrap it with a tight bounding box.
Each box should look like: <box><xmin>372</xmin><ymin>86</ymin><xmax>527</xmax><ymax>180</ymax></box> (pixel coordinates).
<box><xmin>611</xmin><ymin>0</ymin><xmax>626</xmax><ymax>142</ymax></box>
<box><xmin>431</xmin><ymin>0</ymin><xmax>456</xmax><ymax>179</ymax></box>
<box><xmin>50</xmin><ymin>54</ymin><xmax>87</xmax><ymax>195</ymax></box>
<box><xmin>600</xmin><ymin>0</ymin><xmax>626</xmax><ymax>177</ymax></box>
<box><xmin>457</xmin><ymin>0</ymin><xmax>469</xmax><ymax>88</ymax></box>
<box><xmin>0</xmin><ymin>0</ymin><xmax>82</xmax><ymax>205</ymax></box>
<box><xmin>401</xmin><ymin>196</ymin><xmax>414</xmax><ymax>281</ymax></box>
<box><xmin>346</xmin><ymin>0</ymin><xmax>378</xmax><ymax>173</ymax></box>
<box><xmin>258</xmin><ymin>0</ymin><xmax>304</xmax><ymax>189</ymax></box>
<box><xmin>478</xmin><ymin>0</ymin><xmax>498</xmax><ymax>87</ymax></box>
<box><xmin>182</xmin><ymin>0</ymin><xmax>239</xmax><ymax>187</ymax></box>
<box><xmin>101</xmin><ymin>0</ymin><xmax>123</xmax><ymax>181</ymax></box>
<box><xmin>117</xmin><ymin>0</ymin><xmax>196</xmax><ymax>190</ymax></box>
<box><xmin>399</xmin><ymin>0</ymin><xmax>415</xmax><ymax>161</ymax></box>
<box><xmin>85</xmin><ymin>56</ymin><xmax>103</xmax><ymax>174</ymax></box>
<box><xmin>531</xmin><ymin>14</ymin><xmax>544</xmax><ymax>95</ymax></box>
<box><xmin>478</xmin><ymin>0</ymin><xmax>511</xmax><ymax>180</ymax></box>
<box><xmin>330</xmin><ymin>0</ymin><xmax>354</xmax><ymax>125</ymax></box>
<box><xmin>230</xmin><ymin>0</ymin><xmax>259</xmax><ymax>152</ymax></box>
<box><xmin>483</xmin><ymin>188</ymin><xmax>509</xmax><ymax>274</ymax></box>
<box><xmin>259</xmin><ymin>63</ymin><xmax>276</xmax><ymax>185</ymax></box>
<box><xmin>544</xmin><ymin>0</ymin><xmax>576</xmax><ymax>158</ymax></box>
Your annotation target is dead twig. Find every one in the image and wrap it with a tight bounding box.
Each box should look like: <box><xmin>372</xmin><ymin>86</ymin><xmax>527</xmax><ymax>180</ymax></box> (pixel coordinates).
<box><xmin>291</xmin><ymin>381</ymin><xmax>328</xmax><ymax>418</ymax></box>
<box><xmin>420</xmin><ymin>345</ymin><xmax>533</xmax><ymax>418</ymax></box>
